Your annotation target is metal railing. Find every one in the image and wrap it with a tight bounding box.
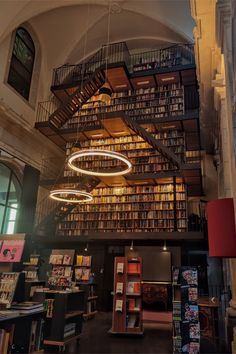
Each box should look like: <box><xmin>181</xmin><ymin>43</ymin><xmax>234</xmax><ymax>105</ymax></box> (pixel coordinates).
<box><xmin>36</xmin><ymin>96</ymin><xmax>61</xmax><ymax>123</ymax></box>
<box><xmin>51</xmin><ymin>43</ymin><xmax>194</xmax><ymax>87</ymax></box>
<box><xmin>52</xmin><ymin>41</ymin><xmax>130</xmax><ymax>87</ymax></box>
<box><xmin>130</xmin><ymin>44</ymin><xmax>194</xmax><ymax>72</ymax></box>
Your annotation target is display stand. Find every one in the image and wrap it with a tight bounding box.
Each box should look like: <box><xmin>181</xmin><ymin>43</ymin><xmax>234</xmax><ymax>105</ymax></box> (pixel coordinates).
<box><xmin>33</xmin><ymin>289</ymin><xmax>84</xmax><ymax>352</ymax></box>
<box><xmin>23</xmin><ymin>255</ymin><xmax>45</xmax><ymax>300</ymax></box>
<box><xmin>110</xmin><ymin>256</ymin><xmax>143</xmax><ymax>335</ymax></box>
<box><xmin>75</xmin><ymin>255</ymin><xmax>98</xmax><ymax>320</ymax></box>
<box><xmin>172</xmin><ymin>267</ymin><xmax>200</xmax><ymax>353</ymax></box>
<box><xmin>48</xmin><ymin>249</ymin><xmax>75</xmax><ymax>289</ymax></box>
<box><xmin>0</xmin><ymin>234</ymin><xmax>45</xmax><ymax>353</ymax></box>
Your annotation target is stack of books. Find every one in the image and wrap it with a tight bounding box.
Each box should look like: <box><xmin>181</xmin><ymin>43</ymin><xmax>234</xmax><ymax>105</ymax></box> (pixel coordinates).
<box><xmin>64</xmin><ymin>322</ymin><xmax>76</xmax><ymax>338</ymax></box>
<box><xmin>11</xmin><ymin>302</ymin><xmax>44</xmax><ymax>314</ymax></box>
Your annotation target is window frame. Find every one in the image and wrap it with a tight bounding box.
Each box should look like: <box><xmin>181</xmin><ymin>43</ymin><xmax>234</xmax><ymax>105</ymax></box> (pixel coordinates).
<box><xmin>7</xmin><ymin>27</ymin><xmax>35</xmax><ymax>101</ymax></box>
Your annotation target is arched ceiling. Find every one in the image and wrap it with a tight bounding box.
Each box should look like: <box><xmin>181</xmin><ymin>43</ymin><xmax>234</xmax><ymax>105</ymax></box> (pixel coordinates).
<box><xmin>0</xmin><ymin>0</ymin><xmax>195</xmax><ymax>70</ymax></box>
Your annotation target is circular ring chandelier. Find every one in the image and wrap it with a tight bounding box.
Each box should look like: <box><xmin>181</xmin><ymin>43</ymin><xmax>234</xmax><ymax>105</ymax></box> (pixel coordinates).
<box><xmin>67</xmin><ymin>149</ymin><xmax>132</xmax><ymax>177</ymax></box>
<box><xmin>49</xmin><ymin>189</ymin><xmax>93</xmax><ymax>203</ymax></box>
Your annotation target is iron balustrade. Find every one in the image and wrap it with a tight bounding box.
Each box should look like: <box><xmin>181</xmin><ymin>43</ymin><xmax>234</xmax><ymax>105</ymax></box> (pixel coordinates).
<box><xmin>51</xmin><ymin>43</ymin><xmax>194</xmax><ymax>87</ymax></box>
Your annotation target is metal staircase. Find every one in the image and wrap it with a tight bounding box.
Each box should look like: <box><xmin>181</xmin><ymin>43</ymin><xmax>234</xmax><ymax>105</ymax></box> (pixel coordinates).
<box><xmin>49</xmin><ymin>70</ymin><xmax>106</xmax><ymax>129</ymax></box>
<box><xmin>34</xmin><ymin>176</ymin><xmax>100</xmax><ymax>236</ymax></box>
<box><xmin>121</xmin><ymin>112</ymin><xmax>182</xmax><ymax>168</ymax></box>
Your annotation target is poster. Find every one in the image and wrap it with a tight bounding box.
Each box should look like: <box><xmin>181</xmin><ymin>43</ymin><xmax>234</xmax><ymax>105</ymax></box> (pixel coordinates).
<box><xmin>0</xmin><ymin>239</ymin><xmax>25</xmax><ymax>262</ymax></box>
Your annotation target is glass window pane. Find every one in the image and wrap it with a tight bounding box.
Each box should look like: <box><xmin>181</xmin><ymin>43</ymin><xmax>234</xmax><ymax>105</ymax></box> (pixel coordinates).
<box><xmin>0</xmin><ymin>164</ymin><xmax>11</xmax><ymax>205</ymax></box>
<box><xmin>0</xmin><ymin>205</ymin><xmax>5</xmax><ymax>233</ymax></box>
<box><xmin>17</xmin><ymin>28</ymin><xmax>35</xmax><ymax>52</ymax></box>
<box><xmin>6</xmin><ymin>221</ymin><xmax>15</xmax><ymax>234</ymax></box>
<box><xmin>8</xmin><ymin>175</ymin><xmax>21</xmax><ymax>206</ymax></box>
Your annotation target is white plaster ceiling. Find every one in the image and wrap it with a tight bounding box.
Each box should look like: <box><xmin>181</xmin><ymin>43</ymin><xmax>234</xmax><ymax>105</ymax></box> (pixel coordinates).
<box><xmin>0</xmin><ymin>0</ymin><xmax>195</xmax><ymax>69</ymax></box>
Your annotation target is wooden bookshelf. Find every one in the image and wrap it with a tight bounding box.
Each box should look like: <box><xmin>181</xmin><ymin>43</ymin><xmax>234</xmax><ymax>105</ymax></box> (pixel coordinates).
<box><xmin>58</xmin><ymin>183</ymin><xmax>187</xmax><ymax>236</ymax></box>
<box><xmin>111</xmin><ymin>257</ymin><xmax>143</xmax><ymax>335</ymax></box>
<box><xmin>67</xmin><ymin>84</ymin><xmax>184</xmax><ymax>129</ymax></box>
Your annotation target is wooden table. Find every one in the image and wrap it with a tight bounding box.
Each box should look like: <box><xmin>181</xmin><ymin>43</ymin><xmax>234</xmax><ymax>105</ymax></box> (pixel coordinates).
<box><xmin>198</xmin><ymin>296</ymin><xmax>219</xmax><ymax>340</ymax></box>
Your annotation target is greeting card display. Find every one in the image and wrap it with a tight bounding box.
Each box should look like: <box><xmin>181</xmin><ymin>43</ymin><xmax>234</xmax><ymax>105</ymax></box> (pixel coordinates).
<box><xmin>48</xmin><ymin>249</ymin><xmax>75</xmax><ymax>288</ymax></box>
<box><xmin>172</xmin><ymin>267</ymin><xmax>200</xmax><ymax>353</ymax></box>
<box><xmin>0</xmin><ymin>240</ymin><xmax>25</xmax><ymax>262</ymax></box>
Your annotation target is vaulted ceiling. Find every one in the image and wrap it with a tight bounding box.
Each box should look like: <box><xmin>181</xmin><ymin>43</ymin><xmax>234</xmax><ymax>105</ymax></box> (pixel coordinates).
<box><xmin>0</xmin><ymin>0</ymin><xmax>195</xmax><ymax>69</ymax></box>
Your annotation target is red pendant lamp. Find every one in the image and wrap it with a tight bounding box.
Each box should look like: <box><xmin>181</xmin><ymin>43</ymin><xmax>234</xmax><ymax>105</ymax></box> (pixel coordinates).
<box><xmin>207</xmin><ymin>198</ymin><xmax>236</xmax><ymax>257</ymax></box>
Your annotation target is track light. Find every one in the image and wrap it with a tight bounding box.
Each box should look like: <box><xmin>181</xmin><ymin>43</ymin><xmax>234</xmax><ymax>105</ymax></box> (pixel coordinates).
<box><xmin>163</xmin><ymin>240</ymin><xmax>167</xmax><ymax>251</ymax></box>
<box><xmin>130</xmin><ymin>240</ymin><xmax>134</xmax><ymax>251</ymax></box>
<box><xmin>84</xmin><ymin>243</ymin><xmax>88</xmax><ymax>252</ymax></box>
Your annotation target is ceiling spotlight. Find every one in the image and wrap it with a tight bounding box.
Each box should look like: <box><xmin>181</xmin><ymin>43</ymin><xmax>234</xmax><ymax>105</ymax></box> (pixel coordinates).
<box><xmin>130</xmin><ymin>240</ymin><xmax>134</xmax><ymax>251</ymax></box>
<box><xmin>84</xmin><ymin>243</ymin><xmax>88</xmax><ymax>252</ymax></box>
<box><xmin>163</xmin><ymin>240</ymin><xmax>167</xmax><ymax>251</ymax></box>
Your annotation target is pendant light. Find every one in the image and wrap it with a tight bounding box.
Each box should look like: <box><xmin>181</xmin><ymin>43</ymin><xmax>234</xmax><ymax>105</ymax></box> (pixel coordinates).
<box><xmin>49</xmin><ymin>189</ymin><xmax>93</xmax><ymax>203</ymax></box>
<box><xmin>67</xmin><ymin>1</ymin><xmax>132</xmax><ymax>178</ymax></box>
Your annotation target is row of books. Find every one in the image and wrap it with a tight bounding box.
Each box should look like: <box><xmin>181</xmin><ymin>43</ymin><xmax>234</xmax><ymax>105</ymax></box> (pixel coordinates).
<box><xmin>126</xmin><ymin>313</ymin><xmax>140</xmax><ymax>328</ymax></box>
<box><xmin>64</xmin><ymin>210</ymin><xmax>186</xmax><ymax>221</ymax></box>
<box><xmin>58</xmin><ymin>219</ymin><xmax>187</xmax><ymax>230</ymax></box>
<box><xmin>70</xmin><ymin>200</ymin><xmax>186</xmax><ymax>212</ymax></box>
<box><xmin>75</xmin><ymin>193</ymin><xmax>186</xmax><ymax>203</ymax></box>
<box><xmin>91</xmin><ymin>184</ymin><xmax>186</xmax><ymax>196</ymax></box>
<box><xmin>49</xmin><ymin>254</ymin><xmax>73</xmax><ymax>265</ymax></box>
<box><xmin>58</xmin><ymin>227</ymin><xmax>184</xmax><ymax>236</ymax></box>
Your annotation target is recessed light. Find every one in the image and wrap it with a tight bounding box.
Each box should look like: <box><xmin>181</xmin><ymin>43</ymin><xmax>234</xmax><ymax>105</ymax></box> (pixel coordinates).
<box><xmin>91</xmin><ymin>134</ymin><xmax>104</xmax><ymax>138</ymax></box>
<box><xmin>112</xmin><ymin>131</ymin><xmax>126</xmax><ymax>135</ymax></box>
<box><xmin>161</xmin><ymin>77</ymin><xmax>175</xmax><ymax>82</ymax></box>
<box><xmin>137</xmin><ymin>80</ymin><xmax>150</xmax><ymax>85</ymax></box>
<box><xmin>115</xmin><ymin>84</ymin><xmax>127</xmax><ymax>88</ymax></box>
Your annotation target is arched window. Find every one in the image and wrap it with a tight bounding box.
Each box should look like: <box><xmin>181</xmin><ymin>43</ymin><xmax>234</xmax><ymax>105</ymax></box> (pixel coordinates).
<box><xmin>7</xmin><ymin>27</ymin><xmax>35</xmax><ymax>100</ymax></box>
<box><xmin>0</xmin><ymin>163</ymin><xmax>21</xmax><ymax>234</ymax></box>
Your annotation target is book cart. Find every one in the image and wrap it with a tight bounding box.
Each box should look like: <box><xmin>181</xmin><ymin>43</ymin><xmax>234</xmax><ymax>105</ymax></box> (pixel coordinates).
<box><xmin>172</xmin><ymin>266</ymin><xmax>200</xmax><ymax>353</ymax></box>
<box><xmin>110</xmin><ymin>256</ymin><xmax>143</xmax><ymax>335</ymax></box>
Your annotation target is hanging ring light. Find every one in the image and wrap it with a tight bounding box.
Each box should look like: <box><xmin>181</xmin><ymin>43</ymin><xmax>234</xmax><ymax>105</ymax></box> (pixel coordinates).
<box><xmin>49</xmin><ymin>189</ymin><xmax>93</xmax><ymax>203</ymax></box>
<box><xmin>67</xmin><ymin>149</ymin><xmax>132</xmax><ymax>177</ymax></box>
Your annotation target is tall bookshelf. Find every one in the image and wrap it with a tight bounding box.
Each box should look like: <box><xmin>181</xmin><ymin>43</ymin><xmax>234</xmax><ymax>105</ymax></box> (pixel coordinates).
<box><xmin>67</xmin><ymin>84</ymin><xmax>184</xmax><ymax>129</ymax></box>
<box><xmin>64</xmin><ymin>130</ymin><xmax>185</xmax><ymax>177</ymax></box>
<box><xmin>111</xmin><ymin>256</ymin><xmax>143</xmax><ymax>335</ymax></box>
<box><xmin>58</xmin><ymin>182</ymin><xmax>187</xmax><ymax>236</ymax></box>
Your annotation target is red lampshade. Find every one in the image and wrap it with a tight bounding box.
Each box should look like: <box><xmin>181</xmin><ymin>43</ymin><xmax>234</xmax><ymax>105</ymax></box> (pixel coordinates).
<box><xmin>207</xmin><ymin>198</ymin><xmax>236</xmax><ymax>257</ymax></box>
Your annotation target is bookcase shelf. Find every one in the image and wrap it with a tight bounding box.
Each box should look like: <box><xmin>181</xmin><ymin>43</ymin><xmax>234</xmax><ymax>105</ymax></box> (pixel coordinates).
<box><xmin>111</xmin><ymin>257</ymin><xmax>143</xmax><ymax>335</ymax></box>
<box><xmin>67</xmin><ymin>84</ymin><xmax>184</xmax><ymax>129</ymax></box>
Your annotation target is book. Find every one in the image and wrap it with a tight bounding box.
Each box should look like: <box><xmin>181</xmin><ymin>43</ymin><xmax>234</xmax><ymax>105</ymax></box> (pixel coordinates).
<box><xmin>75</xmin><ymin>268</ymin><xmax>83</xmax><ymax>281</ymax></box>
<box><xmin>11</xmin><ymin>301</ymin><xmax>43</xmax><ymax>310</ymax></box>
<box><xmin>63</xmin><ymin>255</ymin><xmax>72</xmax><ymax>265</ymax></box>
<box><xmin>29</xmin><ymin>320</ymin><xmax>37</xmax><ymax>352</ymax></box>
<box><xmin>117</xmin><ymin>262</ymin><xmax>124</xmax><ymax>274</ymax></box>
<box><xmin>82</xmin><ymin>256</ymin><xmax>91</xmax><ymax>267</ymax></box>
<box><xmin>49</xmin><ymin>254</ymin><xmax>63</xmax><ymax>265</ymax></box>
<box><xmin>2</xmin><ymin>331</ymin><xmax>9</xmax><ymax>354</ymax></box>
<box><xmin>116</xmin><ymin>282</ymin><xmax>123</xmax><ymax>294</ymax></box>
<box><xmin>76</xmin><ymin>255</ymin><xmax>83</xmax><ymax>266</ymax></box>
<box><xmin>127</xmin><ymin>262</ymin><xmax>140</xmax><ymax>274</ymax></box>
<box><xmin>128</xmin><ymin>298</ymin><xmax>135</xmax><ymax>310</ymax></box>
<box><xmin>81</xmin><ymin>269</ymin><xmax>90</xmax><ymax>281</ymax></box>
<box><xmin>115</xmin><ymin>299</ymin><xmax>123</xmax><ymax>312</ymax></box>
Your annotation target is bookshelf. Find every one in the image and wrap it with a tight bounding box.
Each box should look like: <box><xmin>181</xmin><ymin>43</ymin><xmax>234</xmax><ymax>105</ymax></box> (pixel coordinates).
<box><xmin>64</xmin><ymin>131</ymin><xmax>185</xmax><ymax>178</ymax></box>
<box><xmin>74</xmin><ymin>255</ymin><xmax>98</xmax><ymax>320</ymax></box>
<box><xmin>172</xmin><ymin>267</ymin><xmax>200</xmax><ymax>353</ymax></box>
<box><xmin>67</xmin><ymin>84</ymin><xmax>184</xmax><ymax>129</ymax></box>
<box><xmin>0</xmin><ymin>310</ymin><xmax>45</xmax><ymax>353</ymax></box>
<box><xmin>33</xmin><ymin>290</ymin><xmax>85</xmax><ymax>350</ymax></box>
<box><xmin>48</xmin><ymin>249</ymin><xmax>75</xmax><ymax>289</ymax></box>
<box><xmin>58</xmin><ymin>183</ymin><xmax>187</xmax><ymax>236</ymax></box>
<box><xmin>111</xmin><ymin>257</ymin><xmax>143</xmax><ymax>335</ymax></box>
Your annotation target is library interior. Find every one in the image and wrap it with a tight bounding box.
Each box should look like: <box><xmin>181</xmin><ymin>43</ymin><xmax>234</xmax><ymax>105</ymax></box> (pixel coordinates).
<box><xmin>0</xmin><ymin>0</ymin><xmax>236</xmax><ymax>353</ymax></box>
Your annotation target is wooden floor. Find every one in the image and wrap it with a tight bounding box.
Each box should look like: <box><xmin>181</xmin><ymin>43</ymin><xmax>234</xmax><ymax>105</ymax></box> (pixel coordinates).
<box><xmin>78</xmin><ymin>312</ymin><xmax>172</xmax><ymax>354</ymax></box>
<box><xmin>45</xmin><ymin>312</ymin><xmax>226</xmax><ymax>353</ymax></box>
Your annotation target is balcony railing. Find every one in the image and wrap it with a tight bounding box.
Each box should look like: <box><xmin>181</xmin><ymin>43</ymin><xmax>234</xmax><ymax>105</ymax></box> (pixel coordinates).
<box><xmin>51</xmin><ymin>43</ymin><xmax>194</xmax><ymax>87</ymax></box>
<box><xmin>52</xmin><ymin>41</ymin><xmax>130</xmax><ymax>87</ymax></box>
